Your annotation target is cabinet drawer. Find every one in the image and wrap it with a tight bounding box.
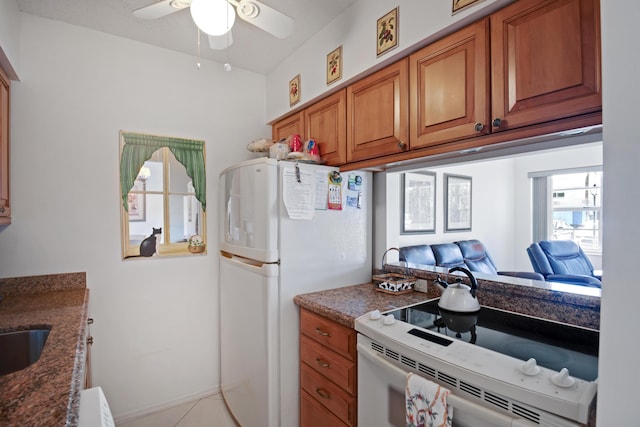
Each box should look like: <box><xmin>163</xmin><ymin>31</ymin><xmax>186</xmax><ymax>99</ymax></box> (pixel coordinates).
<box><xmin>300</xmin><ymin>309</ymin><xmax>356</xmax><ymax>360</ymax></box>
<box><xmin>301</xmin><ymin>363</ymin><xmax>356</xmax><ymax>427</ymax></box>
<box><xmin>301</xmin><ymin>389</ymin><xmax>349</xmax><ymax>427</ymax></box>
<box><xmin>301</xmin><ymin>335</ymin><xmax>356</xmax><ymax>394</ymax></box>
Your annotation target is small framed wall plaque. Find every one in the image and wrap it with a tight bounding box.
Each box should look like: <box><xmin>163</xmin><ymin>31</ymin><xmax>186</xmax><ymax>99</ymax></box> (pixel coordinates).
<box><xmin>326</xmin><ymin>46</ymin><xmax>343</xmax><ymax>85</ymax></box>
<box><xmin>452</xmin><ymin>0</ymin><xmax>485</xmax><ymax>14</ymax></box>
<box><xmin>376</xmin><ymin>7</ymin><xmax>398</xmax><ymax>57</ymax></box>
<box><xmin>289</xmin><ymin>74</ymin><xmax>300</xmax><ymax>106</ymax></box>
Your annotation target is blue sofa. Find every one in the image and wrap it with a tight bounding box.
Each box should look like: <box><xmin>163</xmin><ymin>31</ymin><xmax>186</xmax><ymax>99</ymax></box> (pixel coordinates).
<box><xmin>527</xmin><ymin>240</ymin><xmax>602</xmax><ymax>287</ymax></box>
<box><xmin>399</xmin><ymin>240</ymin><xmax>543</xmax><ymax>280</ymax></box>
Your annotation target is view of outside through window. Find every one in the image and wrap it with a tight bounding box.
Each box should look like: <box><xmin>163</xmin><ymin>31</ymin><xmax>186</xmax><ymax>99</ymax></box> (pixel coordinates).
<box><xmin>551</xmin><ymin>171</ymin><xmax>601</xmax><ymax>252</ymax></box>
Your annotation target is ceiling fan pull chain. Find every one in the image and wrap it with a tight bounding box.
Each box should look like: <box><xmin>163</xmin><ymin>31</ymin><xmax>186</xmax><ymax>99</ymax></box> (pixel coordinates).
<box><xmin>196</xmin><ymin>28</ymin><xmax>201</xmax><ymax>70</ymax></box>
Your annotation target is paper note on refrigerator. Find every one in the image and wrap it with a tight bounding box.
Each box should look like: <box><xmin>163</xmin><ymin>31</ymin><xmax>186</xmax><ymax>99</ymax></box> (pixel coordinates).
<box><xmin>315</xmin><ymin>170</ymin><xmax>329</xmax><ymax>210</ymax></box>
<box><xmin>283</xmin><ymin>166</ymin><xmax>315</xmax><ymax>219</ymax></box>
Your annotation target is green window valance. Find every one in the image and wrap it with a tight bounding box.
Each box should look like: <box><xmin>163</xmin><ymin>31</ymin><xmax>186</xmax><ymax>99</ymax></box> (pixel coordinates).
<box><xmin>120</xmin><ymin>132</ymin><xmax>206</xmax><ymax>211</ymax></box>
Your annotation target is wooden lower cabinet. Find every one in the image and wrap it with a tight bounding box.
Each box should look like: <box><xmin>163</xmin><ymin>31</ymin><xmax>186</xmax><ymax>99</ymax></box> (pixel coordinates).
<box><xmin>300</xmin><ymin>308</ymin><xmax>357</xmax><ymax>426</ymax></box>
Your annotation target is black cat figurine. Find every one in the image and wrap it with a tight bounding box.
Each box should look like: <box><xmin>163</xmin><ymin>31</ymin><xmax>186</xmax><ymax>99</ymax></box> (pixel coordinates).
<box><xmin>139</xmin><ymin>227</ymin><xmax>162</xmax><ymax>257</ymax></box>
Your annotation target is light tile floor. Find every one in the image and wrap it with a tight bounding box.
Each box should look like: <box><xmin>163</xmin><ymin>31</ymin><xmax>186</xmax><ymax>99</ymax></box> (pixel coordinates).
<box><xmin>118</xmin><ymin>393</ymin><xmax>238</xmax><ymax>427</ymax></box>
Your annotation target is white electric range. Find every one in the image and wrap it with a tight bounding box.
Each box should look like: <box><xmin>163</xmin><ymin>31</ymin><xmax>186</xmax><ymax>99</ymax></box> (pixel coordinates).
<box><xmin>355</xmin><ymin>299</ymin><xmax>598</xmax><ymax>427</ymax></box>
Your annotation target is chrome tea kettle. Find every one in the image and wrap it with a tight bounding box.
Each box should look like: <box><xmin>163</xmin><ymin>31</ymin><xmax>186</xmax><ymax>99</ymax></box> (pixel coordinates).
<box><xmin>434</xmin><ymin>267</ymin><xmax>480</xmax><ymax>313</ymax></box>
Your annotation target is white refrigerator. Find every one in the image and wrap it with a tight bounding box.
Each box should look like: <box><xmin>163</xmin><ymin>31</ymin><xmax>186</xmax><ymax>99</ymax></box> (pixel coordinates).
<box><xmin>218</xmin><ymin>157</ymin><xmax>372</xmax><ymax>427</ymax></box>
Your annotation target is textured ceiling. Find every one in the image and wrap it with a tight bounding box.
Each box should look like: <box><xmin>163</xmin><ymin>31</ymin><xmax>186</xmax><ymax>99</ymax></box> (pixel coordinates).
<box><xmin>16</xmin><ymin>0</ymin><xmax>357</xmax><ymax>75</ymax></box>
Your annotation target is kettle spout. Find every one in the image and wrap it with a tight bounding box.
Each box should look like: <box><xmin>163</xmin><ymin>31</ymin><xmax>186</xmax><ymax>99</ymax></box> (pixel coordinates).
<box><xmin>434</xmin><ymin>276</ymin><xmax>448</xmax><ymax>293</ymax></box>
<box><xmin>448</xmin><ymin>267</ymin><xmax>478</xmax><ymax>298</ymax></box>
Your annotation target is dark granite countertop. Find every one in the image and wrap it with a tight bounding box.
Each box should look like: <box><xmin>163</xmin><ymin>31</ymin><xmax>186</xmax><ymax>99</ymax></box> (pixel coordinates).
<box><xmin>295</xmin><ymin>266</ymin><xmax>601</xmax><ymax>331</ymax></box>
<box><xmin>0</xmin><ymin>272</ymin><xmax>89</xmax><ymax>427</ymax></box>
<box><xmin>294</xmin><ymin>283</ymin><xmax>437</xmax><ymax>328</ymax></box>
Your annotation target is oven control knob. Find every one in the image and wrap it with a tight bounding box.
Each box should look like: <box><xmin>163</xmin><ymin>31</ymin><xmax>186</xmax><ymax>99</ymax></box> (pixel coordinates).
<box><xmin>520</xmin><ymin>358</ymin><xmax>540</xmax><ymax>376</ymax></box>
<box><xmin>369</xmin><ymin>309</ymin><xmax>382</xmax><ymax>320</ymax></box>
<box><xmin>551</xmin><ymin>368</ymin><xmax>576</xmax><ymax>388</ymax></box>
<box><xmin>383</xmin><ymin>314</ymin><xmax>396</xmax><ymax>325</ymax></box>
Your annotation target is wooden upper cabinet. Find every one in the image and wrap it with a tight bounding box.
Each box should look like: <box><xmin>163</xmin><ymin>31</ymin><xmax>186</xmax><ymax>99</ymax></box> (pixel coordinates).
<box><xmin>410</xmin><ymin>19</ymin><xmax>490</xmax><ymax>149</ymax></box>
<box><xmin>490</xmin><ymin>0</ymin><xmax>601</xmax><ymax>132</ymax></box>
<box><xmin>0</xmin><ymin>67</ymin><xmax>10</xmax><ymax>224</ymax></box>
<box><xmin>272</xmin><ymin>111</ymin><xmax>304</xmax><ymax>142</ymax></box>
<box><xmin>347</xmin><ymin>59</ymin><xmax>409</xmax><ymax>163</ymax></box>
<box><xmin>305</xmin><ymin>89</ymin><xmax>347</xmax><ymax>166</ymax></box>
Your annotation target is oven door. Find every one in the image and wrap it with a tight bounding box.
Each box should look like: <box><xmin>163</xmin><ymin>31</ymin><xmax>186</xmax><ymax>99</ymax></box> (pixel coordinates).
<box><xmin>357</xmin><ymin>338</ymin><xmax>537</xmax><ymax>427</ymax></box>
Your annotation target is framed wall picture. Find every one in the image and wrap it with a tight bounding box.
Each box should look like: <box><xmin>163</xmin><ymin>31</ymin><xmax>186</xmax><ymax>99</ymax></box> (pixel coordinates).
<box><xmin>452</xmin><ymin>0</ymin><xmax>485</xmax><ymax>14</ymax></box>
<box><xmin>289</xmin><ymin>74</ymin><xmax>300</xmax><ymax>106</ymax></box>
<box><xmin>445</xmin><ymin>174</ymin><xmax>472</xmax><ymax>232</ymax></box>
<box><xmin>326</xmin><ymin>46</ymin><xmax>343</xmax><ymax>85</ymax></box>
<box><xmin>401</xmin><ymin>172</ymin><xmax>436</xmax><ymax>234</ymax></box>
<box><xmin>376</xmin><ymin>7</ymin><xmax>398</xmax><ymax>57</ymax></box>
<box><xmin>127</xmin><ymin>179</ymin><xmax>146</xmax><ymax>222</ymax></box>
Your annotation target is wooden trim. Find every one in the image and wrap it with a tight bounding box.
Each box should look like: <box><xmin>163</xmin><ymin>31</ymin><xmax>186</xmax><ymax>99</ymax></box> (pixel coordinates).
<box><xmin>340</xmin><ymin>112</ymin><xmax>602</xmax><ymax>172</ymax></box>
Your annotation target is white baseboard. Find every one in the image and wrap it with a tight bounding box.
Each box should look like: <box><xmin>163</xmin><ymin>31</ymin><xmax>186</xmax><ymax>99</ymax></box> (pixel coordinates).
<box><xmin>114</xmin><ymin>387</ymin><xmax>221</xmax><ymax>425</ymax></box>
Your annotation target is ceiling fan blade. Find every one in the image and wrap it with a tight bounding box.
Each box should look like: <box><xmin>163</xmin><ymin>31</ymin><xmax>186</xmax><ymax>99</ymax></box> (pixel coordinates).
<box><xmin>133</xmin><ymin>0</ymin><xmax>190</xmax><ymax>20</ymax></box>
<box><xmin>208</xmin><ymin>31</ymin><xmax>234</xmax><ymax>50</ymax></box>
<box><xmin>232</xmin><ymin>0</ymin><xmax>294</xmax><ymax>39</ymax></box>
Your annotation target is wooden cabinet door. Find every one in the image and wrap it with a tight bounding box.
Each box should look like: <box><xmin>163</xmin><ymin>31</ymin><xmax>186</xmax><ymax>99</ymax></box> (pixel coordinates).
<box><xmin>272</xmin><ymin>111</ymin><xmax>304</xmax><ymax>142</ymax></box>
<box><xmin>0</xmin><ymin>67</ymin><xmax>10</xmax><ymax>223</ymax></box>
<box><xmin>410</xmin><ymin>19</ymin><xmax>490</xmax><ymax>148</ymax></box>
<box><xmin>305</xmin><ymin>89</ymin><xmax>346</xmax><ymax>166</ymax></box>
<box><xmin>347</xmin><ymin>59</ymin><xmax>408</xmax><ymax>162</ymax></box>
<box><xmin>490</xmin><ymin>0</ymin><xmax>601</xmax><ymax>132</ymax></box>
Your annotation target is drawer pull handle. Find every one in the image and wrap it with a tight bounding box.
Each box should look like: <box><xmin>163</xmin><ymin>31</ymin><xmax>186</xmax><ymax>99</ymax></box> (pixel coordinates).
<box><xmin>315</xmin><ymin>358</ymin><xmax>330</xmax><ymax>368</ymax></box>
<box><xmin>315</xmin><ymin>328</ymin><xmax>331</xmax><ymax>337</ymax></box>
<box><xmin>316</xmin><ymin>388</ymin><xmax>331</xmax><ymax>399</ymax></box>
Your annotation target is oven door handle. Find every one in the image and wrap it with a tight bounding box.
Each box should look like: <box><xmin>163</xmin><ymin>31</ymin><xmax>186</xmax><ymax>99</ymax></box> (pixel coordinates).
<box><xmin>357</xmin><ymin>343</ymin><xmax>537</xmax><ymax>427</ymax></box>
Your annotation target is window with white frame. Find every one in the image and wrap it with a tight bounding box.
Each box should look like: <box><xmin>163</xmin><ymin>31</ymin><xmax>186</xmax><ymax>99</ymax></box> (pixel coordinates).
<box><xmin>531</xmin><ymin>167</ymin><xmax>602</xmax><ymax>254</ymax></box>
<box><xmin>120</xmin><ymin>132</ymin><xmax>206</xmax><ymax>259</ymax></box>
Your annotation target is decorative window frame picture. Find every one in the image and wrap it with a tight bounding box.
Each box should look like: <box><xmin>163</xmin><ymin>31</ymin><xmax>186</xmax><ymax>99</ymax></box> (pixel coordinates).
<box><xmin>452</xmin><ymin>0</ymin><xmax>485</xmax><ymax>14</ymax></box>
<box><xmin>289</xmin><ymin>74</ymin><xmax>301</xmax><ymax>106</ymax></box>
<box><xmin>376</xmin><ymin>7</ymin><xmax>398</xmax><ymax>57</ymax></box>
<box><xmin>401</xmin><ymin>171</ymin><xmax>436</xmax><ymax>234</ymax></box>
<box><xmin>445</xmin><ymin>174</ymin><xmax>472</xmax><ymax>232</ymax></box>
<box><xmin>326</xmin><ymin>46</ymin><xmax>343</xmax><ymax>85</ymax></box>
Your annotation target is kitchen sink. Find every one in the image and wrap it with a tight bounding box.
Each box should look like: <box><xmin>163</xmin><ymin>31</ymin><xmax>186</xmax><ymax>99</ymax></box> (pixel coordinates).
<box><xmin>0</xmin><ymin>328</ymin><xmax>51</xmax><ymax>376</ymax></box>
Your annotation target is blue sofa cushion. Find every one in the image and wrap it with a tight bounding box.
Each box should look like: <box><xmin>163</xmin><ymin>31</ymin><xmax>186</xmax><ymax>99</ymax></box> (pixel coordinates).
<box><xmin>398</xmin><ymin>244</ymin><xmax>436</xmax><ymax>266</ymax></box>
<box><xmin>431</xmin><ymin>243</ymin><xmax>466</xmax><ymax>269</ymax></box>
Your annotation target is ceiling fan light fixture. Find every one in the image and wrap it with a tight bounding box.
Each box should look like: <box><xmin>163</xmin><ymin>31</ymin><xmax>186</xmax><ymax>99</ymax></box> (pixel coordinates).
<box><xmin>190</xmin><ymin>0</ymin><xmax>236</xmax><ymax>36</ymax></box>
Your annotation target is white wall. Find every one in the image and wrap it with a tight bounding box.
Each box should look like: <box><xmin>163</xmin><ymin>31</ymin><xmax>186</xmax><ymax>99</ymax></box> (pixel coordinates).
<box><xmin>0</xmin><ymin>0</ymin><xmax>21</xmax><ymax>78</ymax></box>
<box><xmin>598</xmin><ymin>1</ymin><xmax>640</xmax><ymax>424</ymax></box>
<box><xmin>0</xmin><ymin>14</ymin><xmax>269</xmax><ymax>420</ymax></box>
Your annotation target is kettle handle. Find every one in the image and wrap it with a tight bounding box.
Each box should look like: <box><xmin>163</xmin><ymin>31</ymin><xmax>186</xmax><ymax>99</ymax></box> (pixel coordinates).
<box><xmin>448</xmin><ymin>266</ymin><xmax>478</xmax><ymax>298</ymax></box>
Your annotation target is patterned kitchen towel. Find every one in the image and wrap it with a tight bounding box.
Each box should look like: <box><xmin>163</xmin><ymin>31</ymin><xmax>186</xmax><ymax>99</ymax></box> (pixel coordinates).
<box><xmin>406</xmin><ymin>372</ymin><xmax>453</xmax><ymax>427</ymax></box>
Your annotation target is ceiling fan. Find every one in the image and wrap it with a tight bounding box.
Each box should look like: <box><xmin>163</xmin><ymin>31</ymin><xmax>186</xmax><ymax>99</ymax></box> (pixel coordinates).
<box><xmin>133</xmin><ymin>0</ymin><xmax>294</xmax><ymax>49</ymax></box>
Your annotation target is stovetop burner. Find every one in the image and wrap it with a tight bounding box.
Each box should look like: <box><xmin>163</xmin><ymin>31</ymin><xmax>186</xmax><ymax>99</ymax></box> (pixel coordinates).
<box><xmin>386</xmin><ymin>299</ymin><xmax>599</xmax><ymax>381</ymax></box>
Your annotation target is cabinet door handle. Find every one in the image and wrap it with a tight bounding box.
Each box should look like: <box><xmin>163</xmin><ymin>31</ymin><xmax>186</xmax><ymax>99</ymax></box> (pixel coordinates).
<box><xmin>315</xmin><ymin>388</ymin><xmax>331</xmax><ymax>399</ymax></box>
<box><xmin>492</xmin><ymin>117</ymin><xmax>503</xmax><ymax>128</ymax></box>
<box><xmin>314</xmin><ymin>327</ymin><xmax>331</xmax><ymax>337</ymax></box>
<box><xmin>315</xmin><ymin>358</ymin><xmax>331</xmax><ymax>368</ymax></box>
<box><xmin>397</xmin><ymin>141</ymin><xmax>406</xmax><ymax>150</ymax></box>
<box><xmin>474</xmin><ymin>122</ymin><xmax>484</xmax><ymax>132</ymax></box>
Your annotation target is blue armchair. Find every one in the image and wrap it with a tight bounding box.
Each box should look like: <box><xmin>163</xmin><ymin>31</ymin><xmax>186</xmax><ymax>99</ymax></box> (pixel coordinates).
<box><xmin>455</xmin><ymin>239</ymin><xmax>544</xmax><ymax>280</ymax></box>
<box><xmin>527</xmin><ymin>240</ymin><xmax>602</xmax><ymax>287</ymax></box>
